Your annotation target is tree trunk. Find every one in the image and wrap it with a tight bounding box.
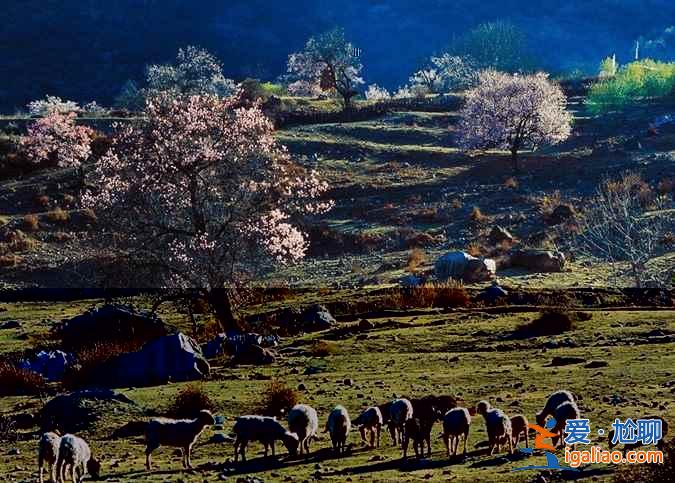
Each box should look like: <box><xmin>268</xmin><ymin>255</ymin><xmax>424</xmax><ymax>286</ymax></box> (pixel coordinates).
<box><xmin>510</xmin><ymin>148</ymin><xmax>520</xmax><ymax>174</ymax></box>
<box><xmin>207</xmin><ymin>289</ymin><xmax>242</xmax><ymax>332</ymax></box>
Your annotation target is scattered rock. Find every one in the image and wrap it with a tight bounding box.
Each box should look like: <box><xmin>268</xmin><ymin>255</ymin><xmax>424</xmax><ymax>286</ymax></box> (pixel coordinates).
<box><xmin>435</xmin><ymin>251</ymin><xmax>496</xmax><ymax>283</ymax></box>
<box><xmin>231</xmin><ymin>344</ymin><xmax>277</xmax><ymax>366</ymax></box>
<box><xmin>202</xmin><ymin>332</ymin><xmax>279</xmax><ymax>359</ymax></box>
<box><xmin>7</xmin><ymin>448</ymin><xmax>19</xmax><ymax>456</ymax></box>
<box><xmin>301</xmin><ymin>305</ymin><xmax>336</xmax><ymax>332</ymax></box>
<box><xmin>549</xmin><ymin>356</ymin><xmax>586</xmax><ymax>366</ymax></box>
<box><xmin>358</xmin><ymin>319</ymin><xmax>374</xmax><ymax>331</ymax></box>
<box><xmin>585</xmin><ymin>360</ymin><xmax>609</xmax><ymax>368</ymax></box>
<box><xmin>297</xmin><ymin>383</ymin><xmax>306</xmax><ymax>391</ymax></box>
<box><xmin>210</xmin><ymin>433</ymin><xmax>235</xmax><ymax>444</ymax></box>
<box><xmin>39</xmin><ymin>389</ymin><xmax>140</xmax><ymax>433</ymax></box>
<box><xmin>477</xmin><ymin>282</ymin><xmax>508</xmax><ymax>303</ymax></box>
<box><xmin>399</xmin><ymin>274</ymin><xmax>423</xmax><ymax>288</ymax></box>
<box><xmin>509</xmin><ymin>249</ymin><xmax>566</xmax><ymax>273</ymax></box>
<box><xmin>98</xmin><ymin>333</ymin><xmax>210</xmax><ymax>387</ymax></box>
<box><xmin>0</xmin><ymin>320</ymin><xmax>21</xmax><ymax>330</ymax></box>
<box><xmin>19</xmin><ymin>350</ymin><xmax>72</xmax><ymax>381</ymax></box>
<box><xmin>344</xmin><ymin>378</ymin><xmax>353</xmax><ymax>387</ymax></box>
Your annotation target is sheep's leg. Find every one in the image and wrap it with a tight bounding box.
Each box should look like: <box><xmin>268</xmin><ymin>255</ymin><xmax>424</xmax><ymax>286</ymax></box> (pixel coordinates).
<box><xmin>145</xmin><ymin>444</ymin><xmax>158</xmax><ymax>470</ymax></box>
<box><xmin>525</xmin><ymin>430</ymin><xmax>529</xmax><ymax>448</ymax></box>
<box><xmin>443</xmin><ymin>433</ymin><xmax>449</xmax><ymax>457</ymax></box>
<box><xmin>376</xmin><ymin>424</ymin><xmax>381</xmax><ymax>448</ymax></box>
<box><xmin>402</xmin><ymin>435</ymin><xmax>409</xmax><ymax>459</ymax></box>
<box><xmin>463</xmin><ymin>430</ymin><xmax>468</xmax><ymax>456</ymax></box>
<box><xmin>70</xmin><ymin>464</ymin><xmax>77</xmax><ymax>483</ymax></box>
<box><xmin>233</xmin><ymin>439</ymin><xmax>239</xmax><ymax>463</ymax></box>
<box><xmin>426</xmin><ymin>435</ymin><xmax>432</xmax><ymax>458</ymax></box>
<box><xmin>39</xmin><ymin>462</ymin><xmax>44</xmax><ymax>483</ymax></box>
<box><xmin>263</xmin><ymin>443</ymin><xmax>269</xmax><ymax>458</ymax></box>
<box><xmin>271</xmin><ymin>441</ymin><xmax>276</xmax><ymax>457</ymax></box>
<box><xmin>186</xmin><ymin>445</ymin><xmax>193</xmax><ymax>469</ymax></box>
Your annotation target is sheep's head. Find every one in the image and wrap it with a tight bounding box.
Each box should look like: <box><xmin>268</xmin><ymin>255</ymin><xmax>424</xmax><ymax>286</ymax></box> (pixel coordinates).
<box><xmin>197</xmin><ymin>410</ymin><xmax>216</xmax><ymax>427</ymax></box>
<box><xmin>87</xmin><ymin>457</ymin><xmax>101</xmax><ymax>478</ymax></box>
<box><xmin>476</xmin><ymin>400</ymin><xmax>490</xmax><ymax>415</ymax></box>
<box><xmin>535</xmin><ymin>411</ymin><xmax>546</xmax><ymax>427</ymax></box>
<box><xmin>283</xmin><ymin>431</ymin><xmax>300</xmax><ymax>455</ymax></box>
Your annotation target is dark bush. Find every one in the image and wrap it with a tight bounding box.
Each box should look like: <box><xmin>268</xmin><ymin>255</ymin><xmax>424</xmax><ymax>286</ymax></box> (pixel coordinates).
<box><xmin>167</xmin><ymin>384</ymin><xmax>216</xmax><ymax>419</ymax></box>
<box><xmin>511</xmin><ymin>309</ymin><xmax>590</xmax><ymax>338</ymax></box>
<box><xmin>0</xmin><ymin>360</ymin><xmax>47</xmax><ymax>396</ymax></box>
<box><xmin>63</xmin><ymin>341</ymin><xmax>137</xmax><ymax>389</ymax></box>
<box><xmin>256</xmin><ymin>380</ymin><xmax>299</xmax><ymax>418</ymax></box>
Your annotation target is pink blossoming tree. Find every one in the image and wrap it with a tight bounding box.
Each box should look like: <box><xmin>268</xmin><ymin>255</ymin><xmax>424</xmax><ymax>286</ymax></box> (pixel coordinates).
<box><xmin>288</xmin><ymin>28</ymin><xmax>364</xmax><ymax>110</ymax></box>
<box><xmin>458</xmin><ymin>70</ymin><xmax>572</xmax><ymax>173</ymax></box>
<box><xmin>83</xmin><ymin>93</ymin><xmax>332</xmax><ymax>329</ymax></box>
<box><xmin>21</xmin><ymin>112</ymin><xmax>94</xmax><ymax>169</ymax></box>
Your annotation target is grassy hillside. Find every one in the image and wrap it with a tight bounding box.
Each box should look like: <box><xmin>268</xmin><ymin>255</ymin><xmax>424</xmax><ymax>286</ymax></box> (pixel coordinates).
<box><xmin>0</xmin><ymin>297</ymin><xmax>673</xmax><ymax>481</ymax></box>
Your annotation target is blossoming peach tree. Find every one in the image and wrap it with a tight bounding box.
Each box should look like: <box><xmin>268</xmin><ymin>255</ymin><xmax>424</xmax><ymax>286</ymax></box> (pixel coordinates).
<box><xmin>21</xmin><ymin>112</ymin><xmax>94</xmax><ymax>169</ymax></box>
<box><xmin>288</xmin><ymin>28</ymin><xmax>364</xmax><ymax>110</ymax></box>
<box><xmin>458</xmin><ymin>70</ymin><xmax>572</xmax><ymax>173</ymax></box>
<box><xmin>83</xmin><ymin>93</ymin><xmax>332</xmax><ymax>329</ymax></box>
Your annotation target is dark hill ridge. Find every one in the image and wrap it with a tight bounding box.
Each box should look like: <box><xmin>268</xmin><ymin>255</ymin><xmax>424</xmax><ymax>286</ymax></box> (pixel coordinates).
<box><xmin>2</xmin><ymin>0</ymin><xmax>675</xmax><ymax>110</ymax></box>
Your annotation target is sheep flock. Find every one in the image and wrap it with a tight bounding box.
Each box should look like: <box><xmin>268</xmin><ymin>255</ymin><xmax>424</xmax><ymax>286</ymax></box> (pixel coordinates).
<box><xmin>33</xmin><ymin>389</ymin><xmax>613</xmax><ymax>480</ymax></box>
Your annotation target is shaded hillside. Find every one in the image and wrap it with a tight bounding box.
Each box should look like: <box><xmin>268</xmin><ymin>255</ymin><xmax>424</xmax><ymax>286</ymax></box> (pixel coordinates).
<box><xmin>2</xmin><ymin>0</ymin><xmax>675</xmax><ymax>110</ymax></box>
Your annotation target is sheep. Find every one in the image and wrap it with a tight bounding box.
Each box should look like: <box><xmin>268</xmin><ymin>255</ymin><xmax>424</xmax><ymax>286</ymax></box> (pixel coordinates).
<box><xmin>287</xmin><ymin>404</ymin><xmax>319</xmax><ymax>457</ymax></box>
<box><xmin>535</xmin><ymin>390</ymin><xmax>575</xmax><ymax>426</ymax></box>
<box><xmin>550</xmin><ymin>401</ymin><xmax>581</xmax><ymax>447</ymax></box>
<box><xmin>38</xmin><ymin>431</ymin><xmax>61</xmax><ymax>483</ymax></box>
<box><xmin>352</xmin><ymin>406</ymin><xmax>383</xmax><ymax>448</ymax></box>
<box><xmin>144</xmin><ymin>409</ymin><xmax>215</xmax><ymax>470</ymax></box>
<box><xmin>55</xmin><ymin>434</ymin><xmax>100</xmax><ymax>483</ymax></box>
<box><xmin>476</xmin><ymin>400</ymin><xmax>513</xmax><ymax>455</ymax></box>
<box><xmin>232</xmin><ymin>415</ymin><xmax>299</xmax><ymax>462</ymax></box>
<box><xmin>388</xmin><ymin>398</ymin><xmax>414</xmax><ymax>447</ymax></box>
<box><xmin>608</xmin><ymin>415</ymin><xmax>669</xmax><ymax>454</ymax></box>
<box><xmin>510</xmin><ymin>414</ymin><xmax>529</xmax><ymax>449</ymax></box>
<box><xmin>326</xmin><ymin>405</ymin><xmax>351</xmax><ymax>454</ymax></box>
<box><xmin>441</xmin><ymin>407</ymin><xmax>471</xmax><ymax>458</ymax></box>
<box><xmin>402</xmin><ymin>409</ymin><xmax>441</xmax><ymax>459</ymax></box>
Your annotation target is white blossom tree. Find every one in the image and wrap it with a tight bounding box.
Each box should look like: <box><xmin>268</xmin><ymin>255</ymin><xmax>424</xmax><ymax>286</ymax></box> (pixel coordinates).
<box><xmin>146</xmin><ymin>46</ymin><xmax>237</xmax><ymax>98</ymax></box>
<box><xmin>21</xmin><ymin>112</ymin><xmax>94</xmax><ymax>169</ymax></box>
<box><xmin>83</xmin><ymin>93</ymin><xmax>332</xmax><ymax>329</ymax></box>
<box><xmin>458</xmin><ymin>70</ymin><xmax>572</xmax><ymax>172</ymax></box>
<box><xmin>288</xmin><ymin>28</ymin><xmax>364</xmax><ymax>109</ymax></box>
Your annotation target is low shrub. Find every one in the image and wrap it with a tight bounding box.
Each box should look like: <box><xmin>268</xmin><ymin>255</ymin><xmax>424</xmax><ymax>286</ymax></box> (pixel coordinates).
<box><xmin>512</xmin><ymin>309</ymin><xmax>591</xmax><ymax>338</ymax></box>
<box><xmin>46</xmin><ymin>207</ymin><xmax>70</xmax><ymax>223</ymax></box>
<box><xmin>0</xmin><ymin>360</ymin><xmax>47</xmax><ymax>396</ymax></box>
<box><xmin>167</xmin><ymin>384</ymin><xmax>217</xmax><ymax>419</ymax></box>
<box><xmin>407</xmin><ymin>248</ymin><xmax>426</xmax><ymax>273</ymax></box>
<box><xmin>407</xmin><ymin>281</ymin><xmax>470</xmax><ymax>309</ymax></box>
<box><xmin>35</xmin><ymin>195</ymin><xmax>50</xmax><ymax>209</ymax></box>
<box><xmin>309</xmin><ymin>340</ymin><xmax>337</xmax><ymax>357</ymax></box>
<box><xmin>22</xmin><ymin>214</ymin><xmax>39</xmax><ymax>231</ymax></box>
<box><xmin>256</xmin><ymin>380</ymin><xmax>299</xmax><ymax>418</ymax></box>
<box><xmin>63</xmin><ymin>340</ymin><xmax>139</xmax><ymax>389</ymax></box>
<box><xmin>469</xmin><ymin>206</ymin><xmax>487</xmax><ymax>224</ymax></box>
<box><xmin>0</xmin><ymin>254</ymin><xmax>22</xmax><ymax>267</ymax></box>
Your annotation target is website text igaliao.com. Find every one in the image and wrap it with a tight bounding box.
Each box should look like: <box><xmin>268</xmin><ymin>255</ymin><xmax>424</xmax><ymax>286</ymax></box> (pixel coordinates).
<box><xmin>564</xmin><ymin>446</ymin><xmax>664</xmax><ymax>467</ymax></box>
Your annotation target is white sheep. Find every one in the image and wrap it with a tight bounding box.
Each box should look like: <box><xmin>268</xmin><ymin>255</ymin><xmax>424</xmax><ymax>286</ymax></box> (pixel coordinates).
<box><xmin>287</xmin><ymin>404</ymin><xmax>319</xmax><ymax>456</ymax></box>
<box><xmin>441</xmin><ymin>407</ymin><xmax>471</xmax><ymax>457</ymax></box>
<box><xmin>144</xmin><ymin>409</ymin><xmax>215</xmax><ymax>470</ymax></box>
<box><xmin>232</xmin><ymin>415</ymin><xmax>299</xmax><ymax>462</ymax></box>
<box><xmin>536</xmin><ymin>390</ymin><xmax>575</xmax><ymax>426</ymax></box>
<box><xmin>352</xmin><ymin>406</ymin><xmax>383</xmax><ymax>448</ymax></box>
<box><xmin>510</xmin><ymin>414</ymin><xmax>530</xmax><ymax>448</ymax></box>
<box><xmin>476</xmin><ymin>400</ymin><xmax>513</xmax><ymax>455</ymax></box>
<box><xmin>389</xmin><ymin>398</ymin><xmax>414</xmax><ymax>447</ymax></box>
<box><xmin>551</xmin><ymin>401</ymin><xmax>581</xmax><ymax>447</ymax></box>
<box><xmin>326</xmin><ymin>405</ymin><xmax>351</xmax><ymax>454</ymax></box>
<box><xmin>55</xmin><ymin>434</ymin><xmax>100</xmax><ymax>483</ymax></box>
<box><xmin>38</xmin><ymin>431</ymin><xmax>61</xmax><ymax>483</ymax></box>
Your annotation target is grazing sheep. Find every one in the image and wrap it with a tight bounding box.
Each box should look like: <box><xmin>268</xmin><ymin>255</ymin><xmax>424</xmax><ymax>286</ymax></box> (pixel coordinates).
<box><xmin>536</xmin><ymin>390</ymin><xmax>575</xmax><ymax>426</ymax></box>
<box><xmin>550</xmin><ymin>401</ymin><xmax>581</xmax><ymax>447</ymax></box>
<box><xmin>388</xmin><ymin>399</ymin><xmax>414</xmax><ymax>447</ymax></box>
<box><xmin>38</xmin><ymin>432</ymin><xmax>61</xmax><ymax>483</ymax></box>
<box><xmin>510</xmin><ymin>414</ymin><xmax>529</xmax><ymax>449</ymax></box>
<box><xmin>402</xmin><ymin>409</ymin><xmax>441</xmax><ymax>459</ymax></box>
<box><xmin>232</xmin><ymin>415</ymin><xmax>299</xmax><ymax>462</ymax></box>
<box><xmin>326</xmin><ymin>405</ymin><xmax>351</xmax><ymax>454</ymax></box>
<box><xmin>608</xmin><ymin>416</ymin><xmax>669</xmax><ymax>453</ymax></box>
<box><xmin>287</xmin><ymin>404</ymin><xmax>319</xmax><ymax>456</ymax></box>
<box><xmin>144</xmin><ymin>409</ymin><xmax>215</xmax><ymax>470</ymax></box>
<box><xmin>476</xmin><ymin>400</ymin><xmax>513</xmax><ymax>455</ymax></box>
<box><xmin>55</xmin><ymin>434</ymin><xmax>100</xmax><ymax>483</ymax></box>
<box><xmin>442</xmin><ymin>407</ymin><xmax>471</xmax><ymax>457</ymax></box>
<box><xmin>352</xmin><ymin>406</ymin><xmax>383</xmax><ymax>448</ymax></box>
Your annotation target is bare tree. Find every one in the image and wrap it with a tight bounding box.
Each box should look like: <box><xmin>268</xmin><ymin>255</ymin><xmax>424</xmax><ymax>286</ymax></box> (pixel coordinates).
<box><xmin>576</xmin><ymin>173</ymin><xmax>673</xmax><ymax>288</ymax></box>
